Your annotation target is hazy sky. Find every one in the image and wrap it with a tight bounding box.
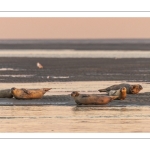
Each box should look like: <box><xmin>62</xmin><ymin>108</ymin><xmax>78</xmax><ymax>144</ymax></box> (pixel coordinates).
<box><xmin>0</xmin><ymin>18</ymin><xmax>150</xmax><ymax>39</ymax></box>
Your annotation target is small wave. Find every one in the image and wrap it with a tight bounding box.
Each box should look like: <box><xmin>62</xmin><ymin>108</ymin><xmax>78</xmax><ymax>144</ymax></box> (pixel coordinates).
<box><xmin>0</xmin><ymin>75</ymin><xmax>34</xmax><ymax>77</ymax></box>
<box><xmin>51</xmin><ymin>76</ymin><xmax>70</xmax><ymax>79</ymax></box>
<box><xmin>0</xmin><ymin>68</ymin><xmax>18</xmax><ymax>71</ymax></box>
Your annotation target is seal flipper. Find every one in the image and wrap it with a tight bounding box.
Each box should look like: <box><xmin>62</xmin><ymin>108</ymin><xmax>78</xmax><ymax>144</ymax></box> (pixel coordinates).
<box><xmin>98</xmin><ymin>89</ymin><xmax>107</xmax><ymax>92</ymax></box>
<box><xmin>109</xmin><ymin>96</ymin><xmax>119</xmax><ymax>100</ymax></box>
<box><xmin>109</xmin><ymin>90</ymin><xmax>118</xmax><ymax>96</ymax></box>
<box><xmin>43</xmin><ymin>88</ymin><xmax>52</xmax><ymax>92</ymax></box>
<box><xmin>21</xmin><ymin>88</ymin><xmax>31</xmax><ymax>94</ymax></box>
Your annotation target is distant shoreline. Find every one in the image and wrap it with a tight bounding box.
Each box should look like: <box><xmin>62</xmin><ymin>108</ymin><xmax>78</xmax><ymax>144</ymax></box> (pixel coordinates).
<box><xmin>0</xmin><ymin>39</ymin><xmax>150</xmax><ymax>50</ymax></box>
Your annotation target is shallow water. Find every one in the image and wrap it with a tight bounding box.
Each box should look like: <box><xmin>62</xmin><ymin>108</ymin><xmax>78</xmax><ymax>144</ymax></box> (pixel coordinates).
<box><xmin>0</xmin><ymin>105</ymin><xmax>150</xmax><ymax>132</ymax></box>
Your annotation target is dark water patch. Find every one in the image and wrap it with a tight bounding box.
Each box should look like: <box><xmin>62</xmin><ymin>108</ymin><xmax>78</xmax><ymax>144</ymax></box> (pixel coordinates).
<box><xmin>1</xmin><ymin>39</ymin><xmax>150</xmax><ymax>50</ymax></box>
<box><xmin>0</xmin><ymin>57</ymin><xmax>150</xmax><ymax>82</ymax></box>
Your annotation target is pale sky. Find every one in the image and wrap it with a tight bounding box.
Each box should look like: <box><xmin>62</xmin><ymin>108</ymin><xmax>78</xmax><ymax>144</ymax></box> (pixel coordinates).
<box><xmin>0</xmin><ymin>18</ymin><xmax>150</xmax><ymax>39</ymax></box>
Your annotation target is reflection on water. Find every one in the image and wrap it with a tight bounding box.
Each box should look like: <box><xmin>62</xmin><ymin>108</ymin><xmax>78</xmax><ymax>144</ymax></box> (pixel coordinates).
<box><xmin>0</xmin><ymin>105</ymin><xmax>150</xmax><ymax>132</ymax></box>
<box><xmin>73</xmin><ymin>106</ymin><xmax>141</xmax><ymax>111</ymax></box>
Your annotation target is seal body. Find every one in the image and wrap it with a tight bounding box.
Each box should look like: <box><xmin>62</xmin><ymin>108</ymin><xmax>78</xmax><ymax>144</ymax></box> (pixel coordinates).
<box><xmin>108</xmin><ymin>87</ymin><xmax>127</xmax><ymax>100</ymax></box>
<box><xmin>71</xmin><ymin>91</ymin><xmax>118</xmax><ymax>105</ymax></box>
<box><xmin>98</xmin><ymin>83</ymin><xmax>143</xmax><ymax>94</ymax></box>
<box><xmin>11</xmin><ymin>87</ymin><xmax>52</xmax><ymax>100</ymax></box>
<box><xmin>0</xmin><ymin>89</ymin><xmax>13</xmax><ymax>98</ymax></box>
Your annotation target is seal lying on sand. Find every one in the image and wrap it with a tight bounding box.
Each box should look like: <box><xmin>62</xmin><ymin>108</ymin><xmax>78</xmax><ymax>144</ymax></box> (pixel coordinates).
<box><xmin>98</xmin><ymin>83</ymin><xmax>143</xmax><ymax>94</ymax></box>
<box><xmin>71</xmin><ymin>91</ymin><xmax>118</xmax><ymax>105</ymax></box>
<box><xmin>11</xmin><ymin>87</ymin><xmax>52</xmax><ymax>100</ymax></box>
<box><xmin>0</xmin><ymin>89</ymin><xmax>13</xmax><ymax>98</ymax></box>
<box><xmin>108</xmin><ymin>87</ymin><xmax>127</xmax><ymax>100</ymax></box>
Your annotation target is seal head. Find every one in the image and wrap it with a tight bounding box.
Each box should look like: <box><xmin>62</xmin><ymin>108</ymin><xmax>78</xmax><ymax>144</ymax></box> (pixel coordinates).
<box><xmin>71</xmin><ymin>91</ymin><xmax>80</xmax><ymax>97</ymax></box>
<box><xmin>129</xmin><ymin>84</ymin><xmax>143</xmax><ymax>94</ymax></box>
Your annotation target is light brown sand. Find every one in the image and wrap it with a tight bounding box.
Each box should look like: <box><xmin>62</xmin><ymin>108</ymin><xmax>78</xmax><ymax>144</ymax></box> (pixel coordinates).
<box><xmin>0</xmin><ymin>50</ymin><xmax>150</xmax><ymax>58</ymax></box>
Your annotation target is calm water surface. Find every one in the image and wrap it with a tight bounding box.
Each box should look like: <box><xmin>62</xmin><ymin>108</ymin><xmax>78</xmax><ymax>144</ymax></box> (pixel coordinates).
<box><xmin>1</xmin><ymin>106</ymin><xmax>150</xmax><ymax>132</ymax></box>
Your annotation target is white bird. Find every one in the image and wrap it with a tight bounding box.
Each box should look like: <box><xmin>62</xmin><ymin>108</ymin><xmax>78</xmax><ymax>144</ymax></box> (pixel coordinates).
<box><xmin>37</xmin><ymin>62</ymin><xmax>43</xmax><ymax>69</ymax></box>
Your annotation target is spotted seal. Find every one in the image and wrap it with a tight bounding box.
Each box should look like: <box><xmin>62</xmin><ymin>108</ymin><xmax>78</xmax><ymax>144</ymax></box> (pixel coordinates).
<box><xmin>71</xmin><ymin>91</ymin><xmax>118</xmax><ymax>105</ymax></box>
<box><xmin>0</xmin><ymin>89</ymin><xmax>13</xmax><ymax>98</ymax></box>
<box><xmin>11</xmin><ymin>87</ymin><xmax>52</xmax><ymax>100</ymax></box>
<box><xmin>98</xmin><ymin>83</ymin><xmax>143</xmax><ymax>94</ymax></box>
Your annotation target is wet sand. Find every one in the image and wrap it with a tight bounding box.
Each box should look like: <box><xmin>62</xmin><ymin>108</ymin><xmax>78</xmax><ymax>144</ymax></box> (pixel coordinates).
<box><xmin>0</xmin><ymin>81</ymin><xmax>149</xmax><ymax>106</ymax></box>
<box><xmin>1</xmin><ymin>81</ymin><xmax>150</xmax><ymax>94</ymax></box>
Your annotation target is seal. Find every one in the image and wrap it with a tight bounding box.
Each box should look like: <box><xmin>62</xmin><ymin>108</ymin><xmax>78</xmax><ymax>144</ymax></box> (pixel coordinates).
<box><xmin>71</xmin><ymin>91</ymin><xmax>118</xmax><ymax>105</ymax></box>
<box><xmin>0</xmin><ymin>89</ymin><xmax>13</xmax><ymax>98</ymax></box>
<box><xmin>98</xmin><ymin>83</ymin><xmax>143</xmax><ymax>94</ymax></box>
<box><xmin>11</xmin><ymin>87</ymin><xmax>52</xmax><ymax>100</ymax></box>
<box><xmin>108</xmin><ymin>87</ymin><xmax>127</xmax><ymax>100</ymax></box>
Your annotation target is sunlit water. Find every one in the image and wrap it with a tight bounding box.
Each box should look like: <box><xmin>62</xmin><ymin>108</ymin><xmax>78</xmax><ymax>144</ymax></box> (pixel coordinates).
<box><xmin>1</xmin><ymin>105</ymin><xmax>150</xmax><ymax>132</ymax></box>
<box><xmin>0</xmin><ymin>50</ymin><xmax>150</xmax><ymax>58</ymax></box>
